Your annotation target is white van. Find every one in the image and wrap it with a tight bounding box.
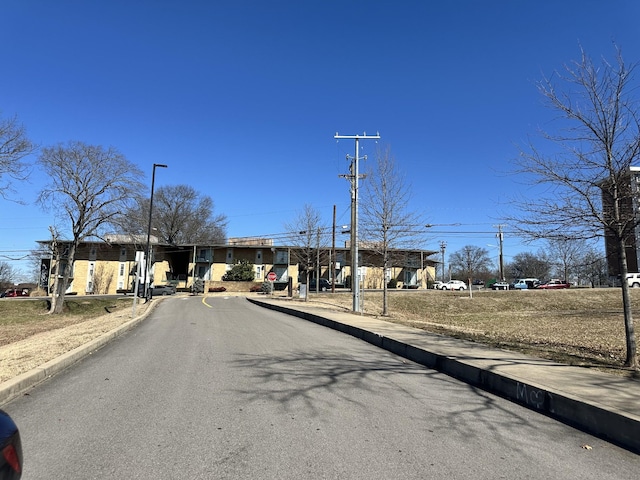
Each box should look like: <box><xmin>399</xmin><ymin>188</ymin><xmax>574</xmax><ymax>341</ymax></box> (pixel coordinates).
<box><xmin>627</xmin><ymin>273</ymin><xmax>640</xmax><ymax>288</ymax></box>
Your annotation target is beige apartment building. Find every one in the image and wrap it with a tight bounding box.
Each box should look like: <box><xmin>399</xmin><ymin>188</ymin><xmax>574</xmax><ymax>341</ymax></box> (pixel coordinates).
<box><xmin>37</xmin><ymin>237</ymin><xmax>438</xmax><ymax>295</ymax></box>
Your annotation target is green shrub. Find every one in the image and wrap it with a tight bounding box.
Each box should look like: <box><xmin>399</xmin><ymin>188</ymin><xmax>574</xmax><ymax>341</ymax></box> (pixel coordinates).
<box><xmin>222</xmin><ymin>259</ymin><xmax>256</xmax><ymax>282</ymax></box>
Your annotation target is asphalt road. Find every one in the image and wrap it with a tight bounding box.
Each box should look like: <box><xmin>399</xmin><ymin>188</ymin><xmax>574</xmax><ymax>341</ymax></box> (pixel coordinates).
<box><xmin>4</xmin><ymin>296</ymin><xmax>639</xmax><ymax>479</ymax></box>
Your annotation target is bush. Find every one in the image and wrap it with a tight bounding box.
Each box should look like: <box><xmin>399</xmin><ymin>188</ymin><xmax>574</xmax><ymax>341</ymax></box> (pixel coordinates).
<box><xmin>208</xmin><ymin>286</ymin><xmax>227</xmax><ymax>293</ymax></box>
<box><xmin>222</xmin><ymin>259</ymin><xmax>256</xmax><ymax>282</ymax></box>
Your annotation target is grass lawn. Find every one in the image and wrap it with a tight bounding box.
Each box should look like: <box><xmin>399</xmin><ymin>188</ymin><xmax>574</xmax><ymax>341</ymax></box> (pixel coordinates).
<box><xmin>306</xmin><ymin>287</ymin><xmax>640</xmax><ymax>377</ymax></box>
<box><xmin>0</xmin><ymin>297</ymin><xmax>136</xmax><ymax>346</ymax></box>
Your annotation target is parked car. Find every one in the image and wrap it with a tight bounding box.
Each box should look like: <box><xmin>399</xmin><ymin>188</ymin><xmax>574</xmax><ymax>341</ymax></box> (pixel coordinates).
<box><xmin>491</xmin><ymin>281</ymin><xmax>510</xmax><ymax>290</ymax></box>
<box><xmin>512</xmin><ymin>278</ymin><xmax>540</xmax><ymax>290</ymax></box>
<box><xmin>150</xmin><ymin>284</ymin><xmax>176</xmax><ymax>296</ymax></box>
<box><xmin>626</xmin><ymin>273</ymin><xmax>640</xmax><ymax>288</ymax></box>
<box><xmin>309</xmin><ymin>279</ymin><xmax>331</xmax><ymax>291</ymax></box>
<box><xmin>441</xmin><ymin>280</ymin><xmax>467</xmax><ymax>291</ymax></box>
<box><xmin>432</xmin><ymin>281</ymin><xmax>445</xmax><ymax>290</ymax></box>
<box><xmin>537</xmin><ymin>279</ymin><xmax>570</xmax><ymax>289</ymax></box>
<box><xmin>0</xmin><ymin>409</ymin><xmax>22</xmax><ymax>479</ymax></box>
<box><xmin>2</xmin><ymin>289</ymin><xmax>29</xmax><ymax>298</ymax></box>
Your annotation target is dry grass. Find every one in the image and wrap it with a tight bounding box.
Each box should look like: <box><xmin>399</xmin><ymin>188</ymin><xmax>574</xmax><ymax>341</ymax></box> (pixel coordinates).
<box><xmin>0</xmin><ymin>297</ymin><xmax>151</xmax><ymax>383</ymax></box>
<box><xmin>304</xmin><ymin>288</ymin><xmax>640</xmax><ymax>377</ymax></box>
<box><xmin>1</xmin><ymin>289</ymin><xmax>640</xmax><ymax>383</ymax></box>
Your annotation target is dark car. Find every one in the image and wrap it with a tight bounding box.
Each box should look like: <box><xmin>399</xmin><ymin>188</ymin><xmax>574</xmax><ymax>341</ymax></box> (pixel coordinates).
<box><xmin>0</xmin><ymin>409</ymin><xmax>22</xmax><ymax>479</ymax></box>
<box><xmin>309</xmin><ymin>279</ymin><xmax>331</xmax><ymax>291</ymax></box>
<box><xmin>151</xmin><ymin>284</ymin><xmax>176</xmax><ymax>296</ymax></box>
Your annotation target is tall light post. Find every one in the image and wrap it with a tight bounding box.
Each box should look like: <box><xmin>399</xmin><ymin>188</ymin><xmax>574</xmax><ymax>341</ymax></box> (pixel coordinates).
<box><xmin>143</xmin><ymin>163</ymin><xmax>167</xmax><ymax>301</ymax></box>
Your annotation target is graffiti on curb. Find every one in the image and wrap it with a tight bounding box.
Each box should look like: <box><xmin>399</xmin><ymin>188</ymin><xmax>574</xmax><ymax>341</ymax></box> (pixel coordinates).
<box><xmin>517</xmin><ymin>382</ymin><xmax>552</xmax><ymax>410</ymax></box>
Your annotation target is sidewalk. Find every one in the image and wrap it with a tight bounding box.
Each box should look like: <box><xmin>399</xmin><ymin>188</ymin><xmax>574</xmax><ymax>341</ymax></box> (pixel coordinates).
<box><xmin>248</xmin><ymin>297</ymin><xmax>640</xmax><ymax>454</ymax></box>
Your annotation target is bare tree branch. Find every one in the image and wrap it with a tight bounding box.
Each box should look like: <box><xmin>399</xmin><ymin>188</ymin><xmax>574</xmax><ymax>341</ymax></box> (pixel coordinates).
<box><xmin>0</xmin><ymin>112</ymin><xmax>36</xmax><ymax>198</ymax></box>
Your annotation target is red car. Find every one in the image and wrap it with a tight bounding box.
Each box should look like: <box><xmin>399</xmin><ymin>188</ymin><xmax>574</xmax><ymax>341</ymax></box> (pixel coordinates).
<box><xmin>537</xmin><ymin>279</ymin><xmax>571</xmax><ymax>289</ymax></box>
<box><xmin>1</xmin><ymin>289</ymin><xmax>29</xmax><ymax>298</ymax></box>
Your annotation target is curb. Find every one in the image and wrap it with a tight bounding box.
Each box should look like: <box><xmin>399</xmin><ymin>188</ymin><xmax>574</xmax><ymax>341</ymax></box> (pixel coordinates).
<box><xmin>0</xmin><ymin>299</ymin><xmax>160</xmax><ymax>406</ymax></box>
<box><xmin>248</xmin><ymin>297</ymin><xmax>640</xmax><ymax>454</ymax></box>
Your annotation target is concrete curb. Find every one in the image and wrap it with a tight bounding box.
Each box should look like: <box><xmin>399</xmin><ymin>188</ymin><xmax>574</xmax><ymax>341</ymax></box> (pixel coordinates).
<box><xmin>248</xmin><ymin>297</ymin><xmax>640</xmax><ymax>454</ymax></box>
<box><xmin>0</xmin><ymin>299</ymin><xmax>161</xmax><ymax>406</ymax></box>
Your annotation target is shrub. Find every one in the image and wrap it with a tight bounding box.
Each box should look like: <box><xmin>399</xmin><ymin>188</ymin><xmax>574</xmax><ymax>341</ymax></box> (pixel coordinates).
<box><xmin>222</xmin><ymin>259</ymin><xmax>256</xmax><ymax>282</ymax></box>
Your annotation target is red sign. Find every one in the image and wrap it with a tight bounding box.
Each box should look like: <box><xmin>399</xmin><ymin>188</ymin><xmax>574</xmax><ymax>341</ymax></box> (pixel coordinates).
<box><xmin>267</xmin><ymin>272</ymin><xmax>277</xmax><ymax>282</ymax></box>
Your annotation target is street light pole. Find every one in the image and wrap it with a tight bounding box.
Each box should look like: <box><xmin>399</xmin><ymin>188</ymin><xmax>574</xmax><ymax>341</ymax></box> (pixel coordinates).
<box><xmin>143</xmin><ymin>163</ymin><xmax>167</xmax><ymax>301</ymax></box>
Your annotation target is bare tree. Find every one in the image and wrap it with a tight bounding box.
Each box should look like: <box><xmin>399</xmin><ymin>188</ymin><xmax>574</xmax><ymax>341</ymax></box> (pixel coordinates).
<box><xmin>37</xmin><ymin>141</ymin><xmax>144</xmax><ymax>313</ymax></box>
<box><xmin>0</xmin><ymin>260</ymin><xmax>16</xmax><ymax>290</ymax></box>
<box><xmin>505</xmin><ymin>251</ymin><xmax>552</xmax><ymax>281</ymax></box>
<box><xmin>509</xmin><ymin>46</ymin><xmax>639</xmax><ymax>368</ymax></box>
<box><xmin>360</xmin><ymin>145</ymin><xmax>423</xmax><ymax>315</ymax></box>
<box><xmin>121</xmin><ymin>184</ymin><xmax>227</xmax><ymax>245</ymax></box>
<box><xmin>576</xmin><ymin>247</ymin><xmax>609</xmax><ymax>287</ymax></box>
<box><xmin>0</xmin><ymin>112</ymin><xmax>36</xmax><ymax>198</ymax></box>
<box><xmin>283</xmin><ymin>204</ymin><xmax>328</xmax><ymax>302</ymax></box>
<box><xmin>545</xmin><ymin>238</ymin><xmax>585</xmax><ymax>281</ymax></box>
<box><xmin>449</xmin><ymin>245</ymin><xmax>492</xmax><ymax>283</ymax></box>
<box><xmin>92</xmin><ymin>263</ymin><xmax>114</xmax><ymax>294</ymax></box>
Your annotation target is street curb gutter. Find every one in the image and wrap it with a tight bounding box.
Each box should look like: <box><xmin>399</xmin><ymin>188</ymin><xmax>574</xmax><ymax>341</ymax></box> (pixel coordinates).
<box><xmin>248</xmin><ymin>298</ymin><xmax>640</xmax><ymax>454</ymax></box>
<box><xmin>0</xmin><ymin>300</ymin><xmax>160</xmax><ymax>406</ymax></box>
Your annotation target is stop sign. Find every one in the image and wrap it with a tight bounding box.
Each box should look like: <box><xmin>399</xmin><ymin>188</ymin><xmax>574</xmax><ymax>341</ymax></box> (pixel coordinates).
<box><xmin>267</xmin><ymin>272</ymin><xmax>277</xmax><ymax>282</ymax></box>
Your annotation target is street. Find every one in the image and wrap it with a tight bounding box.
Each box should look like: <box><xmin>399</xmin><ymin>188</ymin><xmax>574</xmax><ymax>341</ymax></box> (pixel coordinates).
<box><xmin>5</xmin><ymin>296</ymin><xmax>639</xmax><ymax>479</ymax></box>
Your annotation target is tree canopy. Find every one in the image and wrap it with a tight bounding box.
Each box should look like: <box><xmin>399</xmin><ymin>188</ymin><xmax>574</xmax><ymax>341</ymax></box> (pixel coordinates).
<box><xmin>123</xmin><ymin>184</ymin><xmax>227</xmax><ymax>245</ymax></box>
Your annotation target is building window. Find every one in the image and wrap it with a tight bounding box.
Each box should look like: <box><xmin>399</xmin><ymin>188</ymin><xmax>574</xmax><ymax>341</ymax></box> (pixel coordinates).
<box><xmin>274</xmin><ymin>250</ymin><xmax>288</xmax><ymax>264</ymax></box>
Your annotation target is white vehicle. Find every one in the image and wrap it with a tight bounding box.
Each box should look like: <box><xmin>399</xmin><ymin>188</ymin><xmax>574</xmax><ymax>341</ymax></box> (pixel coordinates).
<box><xmin>441</xmin><ymin>280</ymin><xmax>467</xmax><ymax>291</ymax></box>
<box><xmin>627</xmin><ymin>273</ymin><xmax>640</xmax><ymax>288</ymax></box>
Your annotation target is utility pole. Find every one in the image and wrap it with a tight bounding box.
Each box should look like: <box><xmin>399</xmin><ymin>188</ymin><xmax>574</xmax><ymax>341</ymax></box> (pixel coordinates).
<box><xmin>495</xmin><ymin>225</ymin><xmax>505</xmax><ymax>281</ymax></box>
<box><xmin>332</xmin><ymin>204</ymin><xmax>336</xmax><ymax>293</ymax></box>
<box><xmin>439</xmin><ymin>241</ymin><xmax>447</xmax><ymax>282</ymax></box>
<box><xmin>336</xmin><ymin>131</ymin><xmax>380</xmax><ymax>313</ymax></box>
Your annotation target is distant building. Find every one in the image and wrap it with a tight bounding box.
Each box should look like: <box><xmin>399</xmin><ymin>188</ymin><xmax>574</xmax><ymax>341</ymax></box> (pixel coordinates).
<box><xmin>37</xmin><ymin>239</ymin><xmax>438</xmax><ymax>295</ymax></box>
<box><xmin>602</xmin><ymin>166</ymin><xmax>640</xmax><ymax>277</ymax></box>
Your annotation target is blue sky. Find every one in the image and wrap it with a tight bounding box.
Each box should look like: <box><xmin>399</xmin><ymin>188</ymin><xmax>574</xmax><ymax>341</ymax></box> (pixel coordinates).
<box><xmin>2</xmin><ymin>0</ymin><xmax>640</xmax><ymax>277</ymax></box>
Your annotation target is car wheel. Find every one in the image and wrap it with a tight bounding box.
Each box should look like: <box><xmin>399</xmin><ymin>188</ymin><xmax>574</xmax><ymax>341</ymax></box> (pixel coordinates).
<box><xmin>162</xmin><ymin>291</ymin><xmax>168</xmax><ymax>296</ymax></box>
<box><xmin>633</xmin><ymin>283</ymin><xmax>640</xmax><ymax>288</ymax></box>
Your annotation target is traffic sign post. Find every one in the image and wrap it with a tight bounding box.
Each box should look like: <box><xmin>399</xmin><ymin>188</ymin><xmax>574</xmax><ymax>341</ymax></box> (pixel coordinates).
<box><xmin>267</xmin><ymin>272</ymin><xmax>277</xmax><ymax>295</ymax></box>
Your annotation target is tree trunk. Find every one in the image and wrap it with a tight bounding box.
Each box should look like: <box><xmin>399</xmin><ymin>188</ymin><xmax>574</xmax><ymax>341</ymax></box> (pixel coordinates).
<box><xmin>304</xmin><ymin>270</ymin><xmax>310</xmax><ymax>302</ymax></box>
<box><xmin>382</xmin><ymin>257</ymin><xmax>388</xmax><ymax>316</ymax></box>
<box><xmin>617</xmin><ymin>237</ymin><xmax>638</xmax><ymax>369</ymax></box>
<box><xmin>50</xmin><ymin>243</ymin><xmax>76</xmax><ymax>314</ymax></box>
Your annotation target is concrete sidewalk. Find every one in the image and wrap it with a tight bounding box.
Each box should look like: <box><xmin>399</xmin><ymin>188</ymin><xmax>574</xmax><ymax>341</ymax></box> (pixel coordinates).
<box><xmin>248</xmin><ymin>297</ymin><xmax>640</xmax><ymax>454</ymax></box>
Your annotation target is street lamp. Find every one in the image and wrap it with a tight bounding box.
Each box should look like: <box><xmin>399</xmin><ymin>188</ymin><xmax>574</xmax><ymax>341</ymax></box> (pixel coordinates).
<box><xmin>143</xmin><ymin>163</ymin><xmax>168</xmax><ymax>301</ymax></box>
